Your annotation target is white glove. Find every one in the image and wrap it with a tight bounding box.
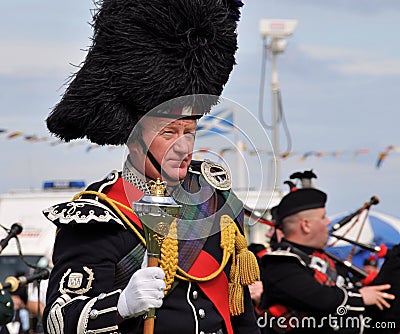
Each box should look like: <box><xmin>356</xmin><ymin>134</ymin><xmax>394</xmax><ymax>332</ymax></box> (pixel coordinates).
<box><xmin>117</xmin><ymin>267</ymin><xmax>166</xmax><ymax>319</ymax></box>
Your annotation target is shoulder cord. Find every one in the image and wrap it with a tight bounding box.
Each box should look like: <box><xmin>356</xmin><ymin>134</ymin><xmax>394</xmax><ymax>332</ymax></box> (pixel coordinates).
<box><xmin>72</xmin><ymin>190</ymin><xmax>234</xmax><ymax>281</ymax></box>
<box><xmin>72</xmin><ymin>190</ymin><xmax>146</xmax><ymax>243</ymax></box>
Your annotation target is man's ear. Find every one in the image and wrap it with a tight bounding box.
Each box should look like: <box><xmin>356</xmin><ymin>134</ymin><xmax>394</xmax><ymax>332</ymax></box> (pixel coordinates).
<box><xmin>300</xmin><ymin>218</ymin><xmax>311</xmax><ymax>234</ymax></box>
<box><xmin>127</xmin><ymin>141</ymin><xmax>146</xmax><ymax>161</ymax></box>
<box><xmin>127</xmin><ymin>142</ymin><xmax>139</xmax><ymax>155</ymax></box>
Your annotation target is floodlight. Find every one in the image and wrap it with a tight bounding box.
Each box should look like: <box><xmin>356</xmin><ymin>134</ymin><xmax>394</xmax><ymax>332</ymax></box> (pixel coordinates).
<box><xmin>270</xmin><ymin>39</ymin><xmax>288</xmax><ymax>54</ymax></box>
<box><xmin>259</xmin><ymin>19</ymin><xmax>298</xmax><ymax>38</ymax></box>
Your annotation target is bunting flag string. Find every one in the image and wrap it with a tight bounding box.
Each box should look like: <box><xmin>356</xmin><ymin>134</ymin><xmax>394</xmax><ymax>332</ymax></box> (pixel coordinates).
<box><xmin>0</xmin><ymin>127</ymin><xmax>120</xmax><ymax>152</ymax></box>
<box><xmin>0</xmin><ymin>127</ymin><xmax>399</xmax><ymax>168</ymax></box>
<box><xmin>375</xmin><ymin>145</ymin><xmax>399</xmax><ymax>169</ymax></box>
<box><xmin>1</xmin><ymin>128</ymin><xmax>53</xmax><ymax>144</ymax></box>
<box><xmin>195</xmin><ymin>145</ymin><xmax>399</xmax><ymax>169</ymax></box>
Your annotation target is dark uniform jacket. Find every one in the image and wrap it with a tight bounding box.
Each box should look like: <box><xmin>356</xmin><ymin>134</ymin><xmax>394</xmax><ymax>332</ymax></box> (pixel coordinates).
<box><xmin>259</xmin><ymin>240</ymin><xmax>367</xmax><ymax>334</ymax></box>
<box><xmin>364</xmin><ymin>244</ymin><xmax>400</xmax><ymax>334</ymax></box>
<box><xmin>42</xmin><ymin>161</ymin><xmax>260</xmax><ymax>334</ymax></box>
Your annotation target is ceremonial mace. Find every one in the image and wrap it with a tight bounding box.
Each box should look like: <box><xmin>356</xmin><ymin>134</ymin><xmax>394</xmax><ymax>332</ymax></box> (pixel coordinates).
<box><xmin>132</xmin><ymin>178</ymin><xmax>181</xmax><ymax>334</ymax></box>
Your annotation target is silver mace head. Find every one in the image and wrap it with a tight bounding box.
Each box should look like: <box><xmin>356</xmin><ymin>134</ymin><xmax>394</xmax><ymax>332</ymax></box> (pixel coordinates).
<box><xmin>132</xmin><ymin>178</ymin><xmax>182</xmax><ymax>257</ymax></box>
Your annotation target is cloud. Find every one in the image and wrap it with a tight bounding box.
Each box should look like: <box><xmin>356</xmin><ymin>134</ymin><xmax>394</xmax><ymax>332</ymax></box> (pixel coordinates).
<box><xmin>299</xmin><ymin>45</ymin><xmax>400</xmax><ymax>76</ymax></box>
<box><xmin>0</xmin><ymin>41</ymin><xmax>87</xmax><ymax>77</ymax></box>
<box><xmin>337</xmin><ymin>59</ymin><xmax>400</xmax><ymax>76</ymax></box>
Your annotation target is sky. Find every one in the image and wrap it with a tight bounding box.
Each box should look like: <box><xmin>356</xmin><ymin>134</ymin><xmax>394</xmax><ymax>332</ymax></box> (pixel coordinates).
<box><xmin>1</xmin><ymin>0</ymin><xmax>400</xmax><ymax>218</ymax></box>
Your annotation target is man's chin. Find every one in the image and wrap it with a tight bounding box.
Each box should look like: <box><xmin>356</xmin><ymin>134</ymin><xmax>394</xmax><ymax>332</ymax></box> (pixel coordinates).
<box><xmin>161</xmin><ymin>168</ymin><xmax>188</xmax><ymax>184</ymax></box>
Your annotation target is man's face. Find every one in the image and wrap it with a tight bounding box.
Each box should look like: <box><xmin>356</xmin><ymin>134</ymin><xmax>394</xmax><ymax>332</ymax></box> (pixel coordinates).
<box><xmin>305</xmin><ymin>208</ymin><xmax>330</xmax><ymax>249</ymax></box>
<box><xmin>265</xmin><ymin>226</ymin><xmax>275</xmax><ymax>240</ymax></box>
<box><xmin>363</xmin><ymin>264</ymin><xmax>378</xmax><ymax>274</ymax></box>
<box><xmin>130</xmin><ymin>116</ymin><xmax>196</xmax><ymax>184</ymax></box>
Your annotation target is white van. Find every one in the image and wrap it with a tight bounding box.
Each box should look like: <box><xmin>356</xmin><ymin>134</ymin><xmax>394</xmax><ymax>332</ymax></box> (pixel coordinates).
<box><xmin>0</xmin><ymin>181</ymin><xmax>85</xmax><ymax>282</ymax></box>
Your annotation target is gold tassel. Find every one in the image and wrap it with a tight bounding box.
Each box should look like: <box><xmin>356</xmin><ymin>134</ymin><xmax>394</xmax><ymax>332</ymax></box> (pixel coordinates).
<box><xmin>160</xmin><ymin>219</ymin><xmax>179</xmax><ymax>295</ymax></box>
<box><xmin>157</xmin><ymin>214</ymin><xmax>259</xmax><ymax>314</ymax></box>
<box><xmin>235</xmin><ymin>232</ymin><xmax>260</xmax><ymax>285</ymax></box>
<box><xmin>220</xmin><ymin>214</ymin><xmax>261</xmax><ymax>315</ymax></box>
<box><xmin>228</xmin><ymin>281</ymin><xmax>244</xmax><ymax>316</ymax></box>
<box><xmin>219</xmin><ymin>215</ymin><xmax>243</xmax><ymax>316</ymax></box>
<box><xmin>228</xmin><ymin>245</ymin><xmax>245</xmax><ymax>316</ymax></box>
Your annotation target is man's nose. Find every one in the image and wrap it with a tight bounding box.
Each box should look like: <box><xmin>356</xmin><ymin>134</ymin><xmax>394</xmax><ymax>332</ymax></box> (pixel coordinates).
<box><xmin>173</xmin><ymin>135</ymin><xmax>193</xmax><ymax>154</ymax></box>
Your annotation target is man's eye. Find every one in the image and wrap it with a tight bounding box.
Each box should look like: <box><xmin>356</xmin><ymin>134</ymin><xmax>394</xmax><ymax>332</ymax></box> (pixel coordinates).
<box><xmin>161</xmin><ymin>130</ymin><xmax>174</xmax><ymax>135</ymax></box>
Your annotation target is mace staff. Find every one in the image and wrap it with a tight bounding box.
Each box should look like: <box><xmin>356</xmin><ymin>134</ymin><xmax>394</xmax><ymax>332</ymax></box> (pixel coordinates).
<box><xmin>132</xmin><ymin>178</ymin><xmax>181</xmax><ymax>334</ymax></box>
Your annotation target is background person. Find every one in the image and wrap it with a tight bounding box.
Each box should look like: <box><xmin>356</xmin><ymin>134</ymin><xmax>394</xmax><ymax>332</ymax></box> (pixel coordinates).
<box><xmin>26</xmin><ymin>276</ymin><xmax>48</xmax><ymax>334</ymax></box>
<box><xmin>358</xmin><ymin>254</ymin><xmax>380</xmax><ymax>287</ymax></box>
<box><xmin>248</xmin><ymin>208</ymin><xmax>284</xmax><ymax>312</ymax></box>
<box><xmin>26</xmin><ymin>254</ymin><xmax>52</xmax><ymax>324</ymax></box>
<box><xmin>363</xmin><ymin>255</ymin><xmax>379</xmax><ymax>276</ymax></box>
<box><xmin>259</xmin><ymin>187</ymin><xmax>395</xmax><ymax>334</ymax></box>
<box><xmin>0</xmin><ymin>273</ymin><xmax>30</xmax><ymax>334</ymax></box>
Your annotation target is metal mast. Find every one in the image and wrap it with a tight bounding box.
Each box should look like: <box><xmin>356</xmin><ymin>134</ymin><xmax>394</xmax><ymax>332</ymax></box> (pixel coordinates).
<box><xmin>259</xmin><ymin>19</ymin><xmax>298</xmax><ymax>192</ymax></box>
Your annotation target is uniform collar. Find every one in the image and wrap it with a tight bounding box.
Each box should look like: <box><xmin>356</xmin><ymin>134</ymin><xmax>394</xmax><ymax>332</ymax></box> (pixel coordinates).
<box><xmin>122</xmin><ymin>157</ymin><xmax>151</xmax><ymax>194</ymax></box>
<box><xmin>123</xmin><ymin>156</ymin><xmax>185</xmax><ymax>196</ymax></box>
<box><xmin>281</xmin><ymin>239</ymin><xmax>324</xmax><ymax>255</ymax></box>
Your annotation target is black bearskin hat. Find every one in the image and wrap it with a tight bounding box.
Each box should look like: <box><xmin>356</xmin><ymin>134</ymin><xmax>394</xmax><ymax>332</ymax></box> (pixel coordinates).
<box><xmin>46</xmin><ymin>0</ymin><xmax>243</xmax><ymax>145</ymax></box>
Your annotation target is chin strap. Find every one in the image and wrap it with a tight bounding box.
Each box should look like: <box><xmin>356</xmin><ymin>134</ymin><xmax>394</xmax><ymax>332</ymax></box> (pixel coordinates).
<box><xmin>136</xmin><ymin>136</ymin><xmax>178</xmax><ymax>183</ymax></box>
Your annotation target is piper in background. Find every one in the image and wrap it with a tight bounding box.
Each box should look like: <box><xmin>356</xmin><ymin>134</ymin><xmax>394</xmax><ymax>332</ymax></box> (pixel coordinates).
<box><xmin>259</xmin><ymin>186</ymin><xmax>395</xmax><ymax>334</ymax></box>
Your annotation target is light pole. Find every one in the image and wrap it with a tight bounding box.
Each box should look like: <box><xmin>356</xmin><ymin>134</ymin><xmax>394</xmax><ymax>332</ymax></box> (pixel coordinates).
<box><xmin>259</xmin><ymin>19</ymin><xmax>298</xmax><ymax>192</ymax></box>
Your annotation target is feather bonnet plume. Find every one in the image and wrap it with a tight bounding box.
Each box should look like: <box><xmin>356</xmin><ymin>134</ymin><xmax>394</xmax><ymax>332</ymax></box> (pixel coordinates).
<box><xmin>46</xmin><ymin>0</ymin><xmax>244</xmax><ymax>145</ymax></box>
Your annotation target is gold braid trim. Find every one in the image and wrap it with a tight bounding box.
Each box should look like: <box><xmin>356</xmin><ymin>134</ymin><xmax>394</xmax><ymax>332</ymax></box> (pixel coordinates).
<box><xmin>220</xmin><ymin>215</ymin><xmax>236</xmax><ymax>255</ymax></box>
<box><xmin>175</xmin><ymin>215</ymin><xmax>235</xmax><ymax>282</ymax></box>
<box><xmin>72</xmin><ymin>191</ymin><xmax>231</xmax><ymax>282</ymax></box>
<box><xmin>174</xmin><ymin>215</ymin><xmax>259</xmax><ymax>316</ymax></box>
<box><xmin>159</xmin><ymin>219</ymin><xmax>178</xmax><ymax>295</ymax></box>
